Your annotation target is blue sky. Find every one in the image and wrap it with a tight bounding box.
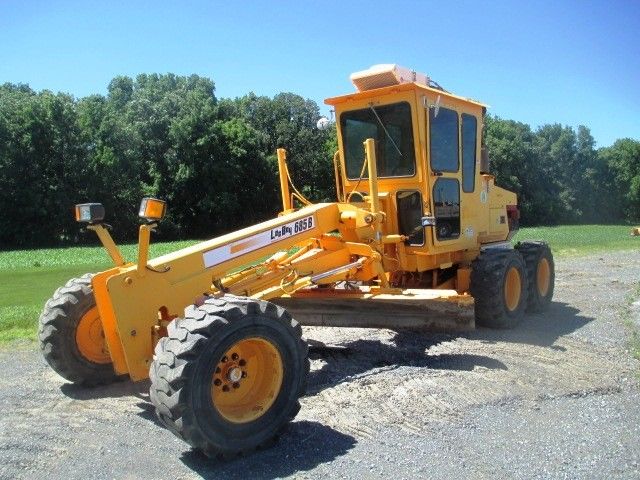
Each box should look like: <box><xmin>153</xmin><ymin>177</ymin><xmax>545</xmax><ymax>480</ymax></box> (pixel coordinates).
<box><xmin>1</xmin><ymin>0</ymin><xmax>638</xmax><ymax>147</ymax></box>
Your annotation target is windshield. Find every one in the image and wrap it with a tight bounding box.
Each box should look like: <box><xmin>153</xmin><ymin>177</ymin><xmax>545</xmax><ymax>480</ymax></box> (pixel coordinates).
<box><xmin>340</xmin><ymin>102</ymin><xmax>416</xmax><ymax>179</ymax></box>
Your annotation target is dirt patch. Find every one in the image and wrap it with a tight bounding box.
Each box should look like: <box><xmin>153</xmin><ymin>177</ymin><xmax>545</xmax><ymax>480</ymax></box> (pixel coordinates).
<box><xmin>300</xmin><ymin>321</ymin><xmax>629</xmax><ymax>439</ymax></box>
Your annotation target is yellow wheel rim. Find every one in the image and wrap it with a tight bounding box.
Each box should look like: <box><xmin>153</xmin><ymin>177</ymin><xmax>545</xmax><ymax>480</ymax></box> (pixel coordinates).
<box><xmin>211</xmin><ymin>337</ymin><xmax>283</xmax><ymax>424</ymax></box>
<box><xmin>504</xmin><ymin>266</ymin><xmax>522</xmax><ymax>312</ymax></box>
<box><xmin>75</xmin><ymin>307</ymin><xmax>111</xmax><ymax>364</ymax></box>
<box><xmin>536</xmin><ymin>258</ymin><xmax>551</xmax><ymax>297</ymax></box>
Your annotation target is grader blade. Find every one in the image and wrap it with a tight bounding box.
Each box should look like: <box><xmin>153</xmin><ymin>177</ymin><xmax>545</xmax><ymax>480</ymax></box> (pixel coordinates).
<box><xmin>273</xmin><ymin>287</ymin><xmax>474</xmax><ymax>332</ymax></box>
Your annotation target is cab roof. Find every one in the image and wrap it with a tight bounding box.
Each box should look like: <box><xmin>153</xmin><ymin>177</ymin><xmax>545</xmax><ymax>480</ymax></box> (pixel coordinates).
<box><xmin>324</xmin><ymin>81</ymin><xmax>487</xmax><ymax>109</ymax></box>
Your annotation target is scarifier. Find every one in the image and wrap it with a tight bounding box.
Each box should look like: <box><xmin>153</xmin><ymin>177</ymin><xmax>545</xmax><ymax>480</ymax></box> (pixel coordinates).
<box><xmin>39</xmin><ymin>64</ymin><xmax>555</xmax><ymax>457</ymax></box>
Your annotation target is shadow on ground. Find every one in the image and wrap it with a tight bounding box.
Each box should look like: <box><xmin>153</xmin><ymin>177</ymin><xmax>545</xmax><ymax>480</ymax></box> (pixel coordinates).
<box><xmin>468</xmin><ymin>301</ymin><xmax>591</xmax><ymax>347</ymax></box>
<box><xmin>179</xmin><ymin>421</ymin><xmax>355</xmax><ymax>479</ymax></box>
<box><xmin>60</xmin><ymin>377</ymin><xmax>150</xmax><ymax>400</ymax></box>
<box><xmin>59</xmin><ymin>384</ymin><xmax>356</xmax><ymax>477</ymax></box>
<box><xmin>305</xmin><ymin>301</ymin><xmax>590</xmax><ymax>394</ymax></box>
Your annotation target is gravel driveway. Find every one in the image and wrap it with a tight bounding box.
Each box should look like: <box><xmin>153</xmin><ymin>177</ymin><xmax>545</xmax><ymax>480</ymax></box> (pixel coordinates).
<box><xmin>1</xmin><ymin>251</ymin><xmax>638</xmax><ymax>479</ymax></box>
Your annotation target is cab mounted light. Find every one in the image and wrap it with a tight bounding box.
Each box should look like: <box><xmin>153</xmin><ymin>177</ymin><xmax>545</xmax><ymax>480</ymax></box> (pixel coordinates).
<box><xmin>139</xmin><ymin>197</ymin><xmax>166</xmax><ymax>222</ymax></box>
<box><xmin>74</xmin><ymin>203</ymin><xmax>105</xmax><ymax>224</ymax></box>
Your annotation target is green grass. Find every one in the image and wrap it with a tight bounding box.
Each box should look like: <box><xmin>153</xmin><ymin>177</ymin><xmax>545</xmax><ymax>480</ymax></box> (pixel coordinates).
<box><xmin>0</xmin><ymin>239</ymin><xmax>198</xmax><ymax>343</ymax></box>
<box><xmin>0</xmin><ymin>240</ymin><xmax>199</xmax><ymax>270</ymax></box>
<box><xmin>513</xmin><ymin>224</ymin><xmax>639</xmax><ymax>257</ymax></box>
<box><xmin>0</xmin><ymin>224</ymin><xmax>637</xmax><ymax>343</ymax></box>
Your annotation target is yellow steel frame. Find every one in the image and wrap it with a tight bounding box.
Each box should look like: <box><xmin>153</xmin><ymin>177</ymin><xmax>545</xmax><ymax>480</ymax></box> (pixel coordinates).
<box><xmin>91</xmin><ymin>199</ymin><xmax>392</xmax><ymax>380</ymax></box>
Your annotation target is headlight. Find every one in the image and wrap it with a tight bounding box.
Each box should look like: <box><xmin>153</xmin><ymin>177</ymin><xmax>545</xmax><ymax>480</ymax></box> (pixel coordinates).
<box><xmin>139</xmin><ymin>197</ymin><xmax>166</xmax><ymax>222</ymax></box>
<box><xmin>75</xmin><ymin>203</ymin><xmax>105</xmax><ymax>223</ymax></box>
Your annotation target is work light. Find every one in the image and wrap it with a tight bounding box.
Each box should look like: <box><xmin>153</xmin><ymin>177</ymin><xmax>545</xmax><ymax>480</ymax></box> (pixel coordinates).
<box><xmin>74</xmin><ymin>203</ymin><xmax>105</xmax><ymax>224</ymax></box>
<box><xmin>139</xmin><ymin>197</ymin><xmax>166</xmax><ymax>222</ymax></box>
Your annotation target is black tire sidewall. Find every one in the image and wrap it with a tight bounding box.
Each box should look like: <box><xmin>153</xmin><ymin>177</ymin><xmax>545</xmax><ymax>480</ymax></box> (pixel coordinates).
<box><xmin>40</xmin><ymin>276</ymin><xmax>116</xmax><ymax>384</ymax></box>
<box><xmin>190</xmin><ymin>314</ymin><xmax>303</xmax><ymax>451</ymax></box>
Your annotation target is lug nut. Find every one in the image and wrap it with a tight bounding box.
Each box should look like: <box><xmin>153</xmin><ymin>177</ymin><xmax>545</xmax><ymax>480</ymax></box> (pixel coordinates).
<box><xmin>231</xmin><ymin>353</ymin><xmax>239</xmax><ymax>360</ymax></box>
<box><xmin>232</xmin><ymin>382</ymin><xmax>240</xmax><ymax>389</ymax></box>
<box><xmin>221</xmin><ymin>356</ymin><xmax>228</xmax><ymax>363</ymax></box>
<box><xmin>238</xmin><ymin>359</ymin><xmax>246</xmax><ymax>366</ymax></box>
<box><xmin>214</xmin><ymin>378</ymin><xmax>222</xmax><ymax>386</ymax></box>
<box><xmin>241</xmin><ymin>371</ymin><xmax>247</xmax><ymax>378</ymax></box>
<box><xmin>222</xmin><ymin>385</ymin><xmax>230</xmax><ymax>392</ymax></box>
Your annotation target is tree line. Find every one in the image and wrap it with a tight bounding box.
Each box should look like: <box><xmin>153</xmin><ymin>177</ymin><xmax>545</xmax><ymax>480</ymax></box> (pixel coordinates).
<box><xmin>0</xmin><ymin>73</ymin><xmax>637</xmax><ymax>249</ymax></box>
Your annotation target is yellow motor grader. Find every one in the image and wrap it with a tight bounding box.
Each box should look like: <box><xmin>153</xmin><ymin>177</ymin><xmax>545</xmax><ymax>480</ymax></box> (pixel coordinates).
<box><xmin>39</xmin><ymin>64</ymin><xmax>554</xmax><ymax>457</ymax></box>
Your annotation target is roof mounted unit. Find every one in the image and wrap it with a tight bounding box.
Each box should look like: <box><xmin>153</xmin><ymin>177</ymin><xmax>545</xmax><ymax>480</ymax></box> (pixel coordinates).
<box><xmin>350</xmin><ymin>64</ymin><xmax>430</xmax><ymax>92</ymax></box>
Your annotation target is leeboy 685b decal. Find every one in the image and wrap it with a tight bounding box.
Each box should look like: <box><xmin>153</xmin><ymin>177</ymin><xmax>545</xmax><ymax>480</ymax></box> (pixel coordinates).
<box><xmin>203</xmin><ymin>215</ymin><xmax>315</xmax><ymax>268</ymax></box>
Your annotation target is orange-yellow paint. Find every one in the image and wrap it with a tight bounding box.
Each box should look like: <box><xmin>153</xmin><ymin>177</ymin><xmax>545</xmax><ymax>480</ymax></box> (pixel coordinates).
<box><xmin>75</xmin><ymin>306</ymin><xmax>111</xmax><ymax>364</ymax></box>
<box><xmin>211</xmin><ymin>337</ymin><xmax>284</xmax><ymax>423</ymax></box>
<box><xmin>537</xmin><ymin>258</ymin><xmax>551</xmax><ymax>297</ymax></box>
<box><xmin>504</xmin><ymin>267</ymin><xmax>522</xmax><ymax>312</ymax></box>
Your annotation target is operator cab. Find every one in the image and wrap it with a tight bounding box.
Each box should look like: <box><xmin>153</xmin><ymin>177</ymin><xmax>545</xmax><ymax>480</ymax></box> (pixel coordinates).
<box><xmin>325</xmin><ymin>64</ymin><xmax>512</xmax><ymax>268</ymax></box>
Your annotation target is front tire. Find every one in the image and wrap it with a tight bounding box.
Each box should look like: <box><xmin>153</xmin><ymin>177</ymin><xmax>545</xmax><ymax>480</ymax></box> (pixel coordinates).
<box><xmin>149</xmin><ymin>295</ymin><xmax>308</xmax><ymax>458</ymax></box>
<box><xmin>470</xmin><ymin>249</ymin><xmax>529</xmax><ymax>329</ymax></box>
<box><xmin>38</xmin><ymin>274</ymin><xmax>118</xmax><ymax>385</ymax></box>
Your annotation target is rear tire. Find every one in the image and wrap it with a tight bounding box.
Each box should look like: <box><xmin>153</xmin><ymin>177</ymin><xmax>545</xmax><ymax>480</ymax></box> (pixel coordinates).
<box><xmin>515</xmin><ymin>241</ymin><xmax>555</xmax><ymax>313</ymax></box>
<box><xmin>149</xmin><ymin>294</ymin><xmax>309</xmax><ymax>458</ymax></box>
<box><xmin>470</xmin><ymin>249</ymin><xmax>528</xmax><ymax>329</ymax></box>
<box><xmin>38</xmin><ymin>274</ymin><xmax>118</xmax><ymax>385</ymax></box>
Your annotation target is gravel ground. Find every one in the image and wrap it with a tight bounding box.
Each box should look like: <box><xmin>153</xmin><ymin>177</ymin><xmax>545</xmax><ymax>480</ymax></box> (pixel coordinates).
<box><xmin>0</xmin><ymin>250</ymin><xmax>638</xmax><ymax>479</ymax></box>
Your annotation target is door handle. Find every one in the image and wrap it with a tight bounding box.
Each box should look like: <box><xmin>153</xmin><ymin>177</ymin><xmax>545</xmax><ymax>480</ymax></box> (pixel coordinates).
<box><xmin>421</xmin><ymin>216</ymin><xmax>436</xmax><ymax>227</ymax></box>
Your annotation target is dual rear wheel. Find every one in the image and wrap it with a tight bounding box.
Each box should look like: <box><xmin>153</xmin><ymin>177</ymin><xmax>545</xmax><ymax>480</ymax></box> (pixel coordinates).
<box><xmin>471</xmin><ymin>241</ymin><xmax>554</xmax><ymax>329</ymax></box>
<box><xmin>516</xmin><ymin>241</ymin><xmax>555</xmax><ymax>313</ymax></box>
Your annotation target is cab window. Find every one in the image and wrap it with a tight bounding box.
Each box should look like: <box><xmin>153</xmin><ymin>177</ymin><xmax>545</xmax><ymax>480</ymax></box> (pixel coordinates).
<box><xmin>461</xmin><ymin>114</ymin><xmax>477</xmax><ymax>192</ymax></box>
<box><xmin>397</xmin><ymin>191</ymin><xmax>424</xmax><ymax>245</ymax></box>
<box><xmin>433</xmin><ymin>178</ymin><xmax>460</xmax><ymax>240</ymax></box>
<box><xmin>341</xmin><ymin>102</ymin><xmax>416</xmax><ymax>179</ymax></box>
<box><xmin>429</xmin><ymin>107</ymin><xmax>458</xmax><ymax>173</ymax></box>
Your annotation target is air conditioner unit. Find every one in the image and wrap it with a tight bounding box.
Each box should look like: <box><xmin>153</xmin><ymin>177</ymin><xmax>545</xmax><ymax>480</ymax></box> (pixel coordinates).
<box><xmin>350</xmin><ymin>64</ymin><xmax>430</xmax><ymax>92</ymax></box>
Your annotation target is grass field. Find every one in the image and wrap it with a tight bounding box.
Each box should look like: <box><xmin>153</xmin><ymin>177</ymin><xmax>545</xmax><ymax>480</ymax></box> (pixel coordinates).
<box><xmin>0</xmin><ymin>225</ymin><xmax>637</xmax><ymax>343</ymax></box>
<box><xmin>0</xmin><ymin>240</ymin><xmax>198</xmax><ymax>343</ymax></box>
<box><xmin>511</xmin><ymin>224</ymin><xmax>639</xmax><ymax>256</ymax></box>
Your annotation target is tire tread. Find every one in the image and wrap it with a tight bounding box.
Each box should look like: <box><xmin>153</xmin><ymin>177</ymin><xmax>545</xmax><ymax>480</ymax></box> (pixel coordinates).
<box><xmin>149</xmin><ymin>294</ymin><xmax>308</xmax><ymax>458</ymax></box>
<box><xmin>38</xmin><ymin>274</ymin><xmax>118</xmax><ymax>386</ymax></box>
<box><xmin>470</xmin><ymin>249</ymin><xmax>529</xmax><ymax>329</ymax></box>
<box><xmin>515</xmin><ymin>241</ymin><xmax>555</xmax><ymax>312</ymax></box>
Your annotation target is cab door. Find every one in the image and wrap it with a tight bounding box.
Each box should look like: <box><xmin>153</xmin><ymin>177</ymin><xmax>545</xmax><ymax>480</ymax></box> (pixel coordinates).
<box><xmin>426</xmin><ymin>103</ymin><xmax>479</xmax><ymax>251</ymax></box>
<box><xmin>427</xmin><ymin>104</ymin><xmax>462</xmax><ymax>247</ymax></box>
